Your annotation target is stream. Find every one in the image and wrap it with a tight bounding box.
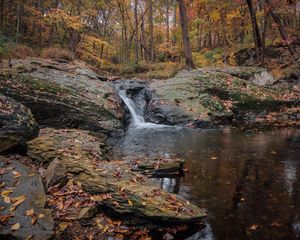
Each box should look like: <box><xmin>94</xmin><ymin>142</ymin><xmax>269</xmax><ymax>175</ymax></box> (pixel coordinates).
<box><xmin>112</xmin><ymin>84</ymin><xmax>300</xmax><ymax>240</ymax></box>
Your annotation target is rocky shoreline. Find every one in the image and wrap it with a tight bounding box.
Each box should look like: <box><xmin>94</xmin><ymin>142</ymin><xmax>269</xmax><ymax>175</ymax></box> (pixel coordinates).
<box><xmin>1</xmin><ymin>58</ymin><xmax>299</xmax><ymax>239</ymax></box>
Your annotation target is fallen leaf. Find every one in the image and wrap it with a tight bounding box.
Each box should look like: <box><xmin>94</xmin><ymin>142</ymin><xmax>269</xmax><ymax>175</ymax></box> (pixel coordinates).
<box><xmin>1</xmin><ymin>189</ymin><xmax>13</xmax><ymax>197</ymax></box>
<box><xmin>271</xmin><ymin>221</ymin><xmax>282</xmax><ymax>227</ymax></box>
<box><xmin>66</xmin><ymin>179</ymin><xmax>74</xmax><ymax>186</ymax></box>
<box><xmin>11</xmin><ymin>223</ymin><xmax>20</xmax><ymax>231</ymax></box>
<box><xmin>4</xmin><ymin>196</ymin><xmax>11</xmax><ymax>204</ymax></box>
<box><xmin>10</xmin><ymin>195</ymin><xmax>26</xmax><ymax>212</ymax></box>
<box><xmin>38</xmin><ymin>213</ymin><xmax>45</xmax><ymax>219</ymax></box>
<box><xmin>12</xmin><ymin>171</ymin><xmax>21</xmax><ymax>178</ymax></box>
<box><xmin>31</xmin><ymin>214</ymin><xmax>38</xmax><ymax>225</ymax></box>
<box><xmin>248</xmin><ymin>224</ymin><xmax>259</xmax><ymax>230</ymax></box>
<box><xmin>26</xmin><ymin>235</ymin><xmax>34</xmax><ymax>240</ymax></box>
<box><xmin>58</xmin><ymin>222</ymin><xmax>69</xmax><ymax>232</ymax></box>
<box><xmin>26</xmin><ymin>209</ymin><xmax>34</xmax><ymax>216</ymax></box>
<box><xmin>0</xmin><ymin>214</ymin><xmax>14</xmax><ymax>224</ymax></box>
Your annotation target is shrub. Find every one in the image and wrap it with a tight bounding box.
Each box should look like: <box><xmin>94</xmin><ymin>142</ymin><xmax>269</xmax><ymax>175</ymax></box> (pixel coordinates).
<box><xmin>41</xmin><ymin>47</ymin><xmax>74</xmax><ymax>61</ymax></box>
<box><xmin>4</xmin><ymin>44</ymin><xmax>35</xmax><ymax>59</ymax></box>
<box><xmin>121</xmin><ymin>63</ymin><xmax>148</xmax><ymax>75</ymax></box>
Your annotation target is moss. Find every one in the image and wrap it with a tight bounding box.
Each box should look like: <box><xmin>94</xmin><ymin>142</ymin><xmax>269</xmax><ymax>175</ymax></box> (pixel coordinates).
<box><xmin>199</xmin><ymin>93</ymin><xmax>225</xmax><ymax>112</ymax></box>
<box><xmin>17</xmin><ymin>75</ymin><xmax>71</xmax><ymax>95</ymax></box>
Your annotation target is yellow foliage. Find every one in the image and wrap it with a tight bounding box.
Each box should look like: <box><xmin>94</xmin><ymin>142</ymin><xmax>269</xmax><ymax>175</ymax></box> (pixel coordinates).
<box><xmin>211</xmin><ymin>9</ymin><xmax>221</xmax><ymax>22</ymax></box>
<box><xmin>228</xmin><ymin>52</ymin><xmax>237</xmax><ymax>66</ymax></box>
<box><xmin>47</xmin><ymin>9</ymin><xmax>85</xmax><ymax>31</ymax></box>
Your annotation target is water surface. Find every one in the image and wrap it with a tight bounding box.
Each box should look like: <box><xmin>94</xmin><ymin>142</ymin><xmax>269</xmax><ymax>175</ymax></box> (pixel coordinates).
<box><xmin>112</xmin><ymin>127</ymin><xmax>300</xmax><ymax>240</ymax></box>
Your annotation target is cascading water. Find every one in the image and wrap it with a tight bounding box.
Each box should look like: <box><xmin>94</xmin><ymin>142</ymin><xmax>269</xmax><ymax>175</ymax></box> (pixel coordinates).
<box><xmin>118</xmin><ymin>89</ymin><xmax>146</xmax><ymax>126</ymax></box>
<box><xmin>118</xmin><ymin>87</ymin><xmax>166</xmax><ymax>129</ymax></box>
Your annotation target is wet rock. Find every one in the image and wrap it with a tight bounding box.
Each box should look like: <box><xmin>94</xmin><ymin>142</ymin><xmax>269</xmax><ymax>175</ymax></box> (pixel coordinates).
<box><xmin>0</xmin><ymin>157</ymin><xmax>54</xmax><ymax>240</ymax></box>
<box><xmin>189</xmin><ymin>120</ymin><xmax>215</xmax><ymax>129</ymax></box>
<box><xmin>0</xmin><ymin>93</ymin><xmax>39</xmax><ymax>153</ymax></box>
<box><xmin>27</xmin><ymin>128</ymin><xmax>206</xmax><ymax>225</ymax></box>
<box><xmin>44</xmin><ymin>159</ymin><xmax>68</xmax><ymax>189</ymax></box>
<box><xmin>131</xmin><ymin>159</ymin><xmax>185</xmax><ymax>178</ymax></box>
<box><xmin>208</xmin><ymin>112</ymin><xmax>233</xmax><ymax>124</ymax></box>
<box><xmin>0</xmin><ymin>58</ymin><xmax>124</xmax><ymax>137</ymax></box>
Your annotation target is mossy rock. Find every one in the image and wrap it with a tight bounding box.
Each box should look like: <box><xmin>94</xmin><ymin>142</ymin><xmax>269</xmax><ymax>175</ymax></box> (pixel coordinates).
<box><xmin>0</xmin><ymin>58</ymin><xmax>124</xmax><ymax>136</ymax></box>
<box><xmin>148</xmin><ymin>68</ymin><xmax>295</xmax><ymax>125</ymax></box>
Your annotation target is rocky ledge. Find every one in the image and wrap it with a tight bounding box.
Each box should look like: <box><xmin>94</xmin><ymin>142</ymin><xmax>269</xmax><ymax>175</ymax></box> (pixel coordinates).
<box><xmin>0</xmin><ymin>58</ymin><xmax>124</xmax><ymax>138</ymax></box>
<box><xmin>146</xmin><ymin>68</ymin><xmax>299</xmax><ymax>127</ymax></box>
<box><xmin>27</xmin><ymin>128</ymin><xmax>206</xmax><ymax>227</ymax></box>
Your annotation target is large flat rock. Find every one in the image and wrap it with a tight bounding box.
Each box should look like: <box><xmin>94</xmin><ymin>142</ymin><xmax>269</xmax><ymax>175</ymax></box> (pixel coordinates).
<box><xmin>27</xmin><ymin>128</ymin><xmax>206</xmax><ymax>225</ymax></box>
<box><xmin>0</xmin><ymin>93</ymin><xmax>39</xmax><ymax>153</ymax></box>
<box><xmin>0</xmin><ymin>58</ymin><xmax>124</xmax><ymax>137</ymax></box>
<box><xmin>147</xmin><ymin>68</ymin><xmax>298</xmax><ymax>125</ymax></box>
<box><xmin>0</xmin><ymin>157</ymin><xmax>54</xmax><ymax>240</ymax></box>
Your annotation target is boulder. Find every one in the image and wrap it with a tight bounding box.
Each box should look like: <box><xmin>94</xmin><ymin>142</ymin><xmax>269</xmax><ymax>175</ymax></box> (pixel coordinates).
<box><xmin>147</xmin><ymin>68</ymin><xmax>296</xmax><ymax>126</ymax></box>
<box><xmin>0</xmin><ymin>58</ymin><xmax>124</xmax><ymax>137</ymax></box>
<box><xmin>44</xmin><ymin>159</ymin><xmax>68</xmax><ymax>189</ymax></box>
<box><xmin>0</xmin><ymin>93</ymin><xmax>39</xmax><ymax>153</ymax></box>
<box><xmin>0</xmin><ymin>157</ymin><xmax>54</xmax><ymax>240</ymax></box>
<box><xmin>27</xmin><ymin>128</ymin><xmax>206</xmax><ymax>225</ymax></box>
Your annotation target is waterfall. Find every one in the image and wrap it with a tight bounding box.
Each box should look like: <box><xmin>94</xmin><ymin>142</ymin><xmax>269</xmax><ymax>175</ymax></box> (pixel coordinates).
<box><xmin>118</xmin><ymin>89</ymin><xmax>146</xmax><ymax>125</ymax></box>
<box><xmin>118</xmin><ymin>88</ymin><xmax>166</xmax><ymax>129</ymax></box>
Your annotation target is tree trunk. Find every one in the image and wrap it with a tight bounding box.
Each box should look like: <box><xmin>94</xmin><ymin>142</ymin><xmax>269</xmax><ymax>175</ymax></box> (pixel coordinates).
<box><xmin>166</xmin><ymin>0</ymin><xmax>170</xmax><ymax>50</ymax></box>
<box><xmin>172</xmin><ymin>0</ymin><xmax>177</xmax><ymax>49</ymax></box>
<box><xmin>246</xmin><ymin>0</ymin><xmax>264</xmax><ymax>61</ymax></box>
<box><xmin>134</xmin><ymin>0</ymin><xmax>139</xmax><ymax>63</ymax></box>
<box><xmin>266</xmin><ymin>0</ymin><xmax>299</xmax><ymax>61</ymax></box>
<box><xmin>141</xmin><ymin>8</ymin><xmax>148</xmax><ymax>62</ymax></box>
<box><xmin>16</xmin><ymin>1</ymin><xmax>20</xmax><ymax>44</ymax></box>
<box><xmin>177</xmin><ymin>0</ymin><xmax>195</xmax><ymax>69</ymax></box>
<box><xmin>148</xmin><ymin>0</ymin><xmax>154</xmax><ymax>62</ymax></box>
<box><xmin>0</xmin><ymin>0</ymin><xmax>4</xmax><ymax>32</ymax></box>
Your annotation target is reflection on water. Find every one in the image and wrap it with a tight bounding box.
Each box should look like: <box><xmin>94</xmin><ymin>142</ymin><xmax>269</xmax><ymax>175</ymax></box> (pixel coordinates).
<box><xmin>112</xmin><ymin>128</ymin><xmax>300</xmax><ymax>240</ymax></box>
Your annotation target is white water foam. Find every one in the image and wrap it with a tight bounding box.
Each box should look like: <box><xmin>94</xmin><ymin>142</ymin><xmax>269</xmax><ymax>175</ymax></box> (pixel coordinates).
<box><xmin>118</xmin><ymin>89</ymin><xmax>167</xmax><ymax>129</ymax></box>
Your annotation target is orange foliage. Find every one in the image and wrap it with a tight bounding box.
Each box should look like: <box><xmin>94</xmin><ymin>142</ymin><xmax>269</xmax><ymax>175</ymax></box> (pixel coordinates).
<box><xmin>41</xmin><ymin>48</ymin><xmax>74</xmax><ymax>61</ymax></box>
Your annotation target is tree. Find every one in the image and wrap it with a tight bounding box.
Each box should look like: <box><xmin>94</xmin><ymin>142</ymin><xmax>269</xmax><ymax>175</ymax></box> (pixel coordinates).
<box><xmin>177</xmin><ymin>0</ymin><xmax>195</xmax><ymax>69</ymax></box>
<box><xmin>265</xmin><ymin>0</ymin><xmax>299</xmax><ymax>61</ymax></box>
<box><xmin>134</xmin><ymin>0</ymin><xmax>139</xmax><ymax>63</ymax></box>
<box><xmin>246</xmin><ymin>0</ymin><xmax>264</xmax><ymax>61</ymax></box>
<box><xmin>148</xmin><ymin>0</ymin><xmax>154</xmax><ymax>62</ymax></box>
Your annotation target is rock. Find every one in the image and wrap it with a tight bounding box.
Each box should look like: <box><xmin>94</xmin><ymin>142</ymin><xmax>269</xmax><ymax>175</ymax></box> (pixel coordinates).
<box><xmin>76</xmin><ymin>206</ymin><xmax>99</xmax><ymax>221</ymax></box>
<box><xmin>148</xmin><ymin>68</ymin><xmax>295</xmax><ymax>126</ymax></box>
<box><xmin>44</xmin><ymin>159</ymin><xmax>68</xmax><ymax>189</ymax></box>
<box><xmin>208</xmin><ymin>112</ymin><xmax>233</xmax><ymax>124</ymax></box>
<box><xmin>0</xmin><ymin>93</ymin><xmax>39</xmax><ymax>153</ymax></box>
<box><xmin>27</xmin><ymin>128</ymin><xmax>107</xmax><ymax>165</ymax></box>
<box><xmin>27</xmin><ymin>128</ymin><xmax>206</xmax><ymax>225</ymax></box>
<box><xmin>0</xmin><ymin>157</ymin><xmax>54</xmax><ymax>240</ymax></box>
<box><xmin>251</xmin><ymin>70</ymin><xmax>276</xmax><ymax>86</ymax></box>
<box><xmin>234</xmin><ymin>44</ymin><xmax>300</xmax><ymax>82</ymax></box>
<box><xmin>212</xmin><ymin>67</ymin><xmax>276</xmax><ymax>86</ymax></box>
<box><xmin>0</xmin><ymin>58</ymin><xmax>124</xmax><ymax>137</ymax></box>
<box><xmin>131</xmin><ymin>159</ymin><xmax>185</xmax><ymax>178</ymax></box>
